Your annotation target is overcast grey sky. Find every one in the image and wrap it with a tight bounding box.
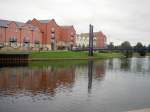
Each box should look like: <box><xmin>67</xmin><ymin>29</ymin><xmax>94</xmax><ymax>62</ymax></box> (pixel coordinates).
<box><xmin>0</xmin><ymin>0</ymin><xmax>150</xmax><ymax>45</ymax></box>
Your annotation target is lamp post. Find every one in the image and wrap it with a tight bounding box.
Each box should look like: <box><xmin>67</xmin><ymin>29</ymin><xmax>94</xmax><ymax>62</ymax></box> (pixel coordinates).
<box><xmin>51</xmin><ymin>28</ymin><xmax>55</xmax><ymax>51</ymax></box>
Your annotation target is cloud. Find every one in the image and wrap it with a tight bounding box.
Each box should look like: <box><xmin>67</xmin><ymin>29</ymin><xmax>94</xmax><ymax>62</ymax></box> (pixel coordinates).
<box><xmin>0</xmin><ymin>0</ymin><xmax>150</xmax><ymax>45</ymax></box>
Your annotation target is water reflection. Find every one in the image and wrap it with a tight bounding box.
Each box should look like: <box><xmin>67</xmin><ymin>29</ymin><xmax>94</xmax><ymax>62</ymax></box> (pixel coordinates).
<box><xmin>0</xmin><ymin>61</ymin><xmax>28</xmax><ymax>67</ymax></box>
<box><xmin>88</xmin><ymin>60</ymin><xmax>93</xmax><ymax>93</ymax></box>
<box><xmin>0</xmin><ymin>57</ymin><xmax>150</xmax><ymax>112</ymax></box>
<box><xmin>106</xmin><ymin>57</ymin><xmax>150</xmax><ymax>74</ymax></box>
<box><xmin>120</xmin><ymin>58</ymin><xmax>131</xmax><ymax>70</ymax></box>
<box><xmin>0</xmin><ymin>67</ymin><xmax>75</xmax><ymax>98</ymax></box>
<box><xmin>0</xmin><ymin>60</ymin><xmax>106</xmax><ymax>100</ymax></box>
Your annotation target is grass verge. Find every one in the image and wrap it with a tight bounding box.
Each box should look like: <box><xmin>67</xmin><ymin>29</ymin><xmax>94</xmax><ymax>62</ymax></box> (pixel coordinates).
<box><xmin>30</xmin><ymin>51</ymin><xmax>124</xmax><ymax>59</ymax></box>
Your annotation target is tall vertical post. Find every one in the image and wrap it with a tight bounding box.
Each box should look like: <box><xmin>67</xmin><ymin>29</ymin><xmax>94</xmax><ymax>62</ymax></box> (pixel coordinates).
<box><xmin>89</xmin><ymin>24</ymin><xmax>94</xmax><ymax>56</ymax></box>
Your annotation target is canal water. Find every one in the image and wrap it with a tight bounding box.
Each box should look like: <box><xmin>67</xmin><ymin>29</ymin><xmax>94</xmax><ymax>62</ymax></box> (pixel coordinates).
<box><xmin>0</xmin><ymin>57</ymin><xmax>150</xmax><ymax>112</ymax></box>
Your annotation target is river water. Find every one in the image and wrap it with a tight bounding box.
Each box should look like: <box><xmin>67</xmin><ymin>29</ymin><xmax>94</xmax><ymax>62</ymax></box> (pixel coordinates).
<box><xmin>0</xmin><ymin>57</ymin><xmax>150</xmax><ymax>112</ymax></box>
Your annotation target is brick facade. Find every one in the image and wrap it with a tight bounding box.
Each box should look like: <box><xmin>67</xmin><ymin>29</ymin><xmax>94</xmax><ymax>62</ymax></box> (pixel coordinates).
<box><xmin>95</xmin><ymin>31</ymin><xmax>107</xmax><ymax>48</ymax></box>
<box><xmin>30</xmin><ymin>18</ymin><xmax>76</xmax><ymax>50</ymax></box>
<box><xmin>0</xmin><ymin>18</ymin><xmax>106</xmax><ymax>51</ymax></box>
<box><xmin>60</xmin><ymin>26</ymin><xmax>76</xmax><ymax>49</ymax></box>
<box><xmin>0</xmin><ymin>19</ymin><xmax>42</xmax><ymax>50</ymax></box>
<box><xmin>0</xmin><ymin>18</ymin><xmax>77</xmax><ymax>50</ymax></box>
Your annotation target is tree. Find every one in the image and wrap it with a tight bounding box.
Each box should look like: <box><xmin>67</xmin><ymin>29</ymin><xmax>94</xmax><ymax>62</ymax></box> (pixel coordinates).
<box><xmin>82</xmin><ymin>44</ymin><xmax>85</xmax><ymax>49</ymax></box>
<box><xmin>148</xmin><ymin>44</ymin><xmax>150</xmax><ymax>53</ymax></box>
<box><xmin>134</xmin><ymin>42</ymin><xmax>146</xmax><ymax>56</ymax></box>
<box><xmin>120</xmin><ymin>41</ymin><xmax>132</xmax><ymax>49</ymax></box>
<box><xmin>120</xmin><ymin>41</ymin><xmax>132</xmax><ymax>58</ymax></box>
<box><xmin>107</xmin><ymin>42</ymin><xmax>114</xmax><ymax>49</ymax></box>
<box><xmin>78</xmin><ymin>44</ymin><xmax>81</xmax><ymax>48</ymax></box>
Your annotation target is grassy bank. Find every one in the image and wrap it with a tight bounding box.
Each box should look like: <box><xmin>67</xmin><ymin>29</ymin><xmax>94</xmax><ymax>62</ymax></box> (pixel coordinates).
<box><xmin>30</xmin><ymin>51</ymin><xmax>124</xmax><ymax>60</ymax></box>
<box><xmin>147</xmin><ymin>53</ymin><xmax>150</xmax><ymax>56</ymax></box>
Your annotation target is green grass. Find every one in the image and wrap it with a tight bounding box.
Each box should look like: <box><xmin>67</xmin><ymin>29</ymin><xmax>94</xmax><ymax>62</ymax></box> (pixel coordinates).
<box><xmin>30</xmin><ymin>51</ymin><xmax>88</xmax><ymax>58</ymax></box>
<box><xmin>30</xmin><ymin>51</ymin><xmax>124</xmax><ymax>59</ymax></box>
<box><xmin>95</xmin><ymin>52</ymin><xmax>124</xmax><ymax>58</ymax></box>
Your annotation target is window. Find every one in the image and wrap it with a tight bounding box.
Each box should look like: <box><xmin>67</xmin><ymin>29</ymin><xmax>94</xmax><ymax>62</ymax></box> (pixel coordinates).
<box><xmin>23</xmin><ymin>37</ymin><xmax>30</xmax><ymax>48</ymax></box>
<box><xmin>9</xmin><ymin>36</ymin><xmax>17</xmax><ymax>48</ymax></box>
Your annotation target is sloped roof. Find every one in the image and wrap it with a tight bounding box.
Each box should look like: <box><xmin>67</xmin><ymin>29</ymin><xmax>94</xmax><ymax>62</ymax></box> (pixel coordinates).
<box><xmin>26</xmin><ymin>20</ymin><xmax>32</xmax><ymax>24</ymax></box>
<box><xmin>0</xmin><ymin>19</ymin><xmax>10</xmax><ymax>27</ymax></box>
<box><xmin>38</xmin><ymin>20</ymin><xmax>51</xmax><ymax>23</ymax></box>
<box><xmin>0</xmin><ymin>19</ymin><xmax>24</xmax><ymax>27</ymax></box>
<box><xmin>61</xmin><ymin>25</ymin><xmax>73</xmax><ymax>29</ymax></box>
<box><xmin>0</xmin><ymin>19</ymin><xmax>38</xmax><ymax>30</ymax></box>
<box><xmin>15</xmin><ymin>21</ymin><xmax>24</xmax><ymax>27</ymax></box>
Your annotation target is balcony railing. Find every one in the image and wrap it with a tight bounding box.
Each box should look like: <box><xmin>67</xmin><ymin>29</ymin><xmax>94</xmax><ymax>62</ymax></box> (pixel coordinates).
<box><xmin>35</xmin><ymin>40</ymin><xmax>40</xmax><ymax>44</ymax></box>
<box><xmin>9</xmin><ymin>37</ymin><xmax>17</xmax><ymax>42</ymax></box>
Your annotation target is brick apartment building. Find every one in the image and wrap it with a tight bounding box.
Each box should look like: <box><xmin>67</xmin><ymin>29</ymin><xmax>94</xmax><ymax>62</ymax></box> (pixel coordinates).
<box><xmin>0</xmin><ymin>19</ymin><xmax>42</xmax><ymax>50</ymax></box>
<box><xmin>29</xmin><ymin>18</ymin><xmax>76</xmax><ymax>50</ymax></box>
<box><xmin>0</xmin><ymin>18</ymin><xmax>76</xmax><ymax>50</ymax></box>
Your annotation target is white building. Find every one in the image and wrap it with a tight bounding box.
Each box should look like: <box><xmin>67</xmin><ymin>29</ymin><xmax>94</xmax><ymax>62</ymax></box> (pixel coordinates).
<box><xmin>76</xmin><ymin>33</ymin><xmax>96</xmax><ymax>48</ymax></box>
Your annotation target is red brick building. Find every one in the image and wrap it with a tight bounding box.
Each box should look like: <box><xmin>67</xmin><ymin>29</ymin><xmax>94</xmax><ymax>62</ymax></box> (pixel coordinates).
<box><xmin>0</xmin><ymin>19</ymin><xmax>42</xmax><ymax>50</ymax></box>
<box><xmin>94</xmin><ymin>31</ymin><xmax>107</xmax><ymax>48</ymax></box>
<box><xmin>60</xmin><ymin>26</ymin><xmax>76</xmax><ymax>49</ymax></box>
<box><xmin>0</xmin><ymin>18</ymin><xmax>76</xmax><ymax>50</ymax></box>
<box><xmin>30</xmin><ymin>18</ymin><xmax>76</xmax><ymax>50</ymax></box>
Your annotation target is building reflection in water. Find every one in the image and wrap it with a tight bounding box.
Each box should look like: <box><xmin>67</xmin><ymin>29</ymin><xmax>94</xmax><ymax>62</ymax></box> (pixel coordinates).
<box><xmin>0</xmin><ymin>66</ymin><xmax>75</xmax><ymax>98</ymax></box>
<box><xmin>88</xmin><ymin>60</ymin><xmax>106</xmax><ymax>93</ymax></box>
<box><xmin>0</xmin><ymin>60</ymin><xmax>106</xmax><ymax>101</ymax></box>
